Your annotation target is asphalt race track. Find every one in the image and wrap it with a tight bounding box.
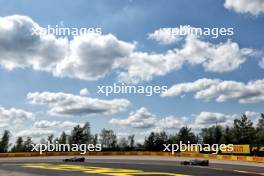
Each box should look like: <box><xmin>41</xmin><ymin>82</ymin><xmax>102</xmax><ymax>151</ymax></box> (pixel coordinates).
<box><xmin>0</xmin><ymin>156</ymin><xmax>263</xmax><ymax>176</ymax></box>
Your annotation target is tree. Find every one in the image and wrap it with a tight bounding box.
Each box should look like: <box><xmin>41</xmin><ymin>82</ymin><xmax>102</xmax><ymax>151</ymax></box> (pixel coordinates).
<box><xmin>47</xmin><ymin>134</ymin><xmax>54</xmax><ymax>143</ymax></box>
<box><xmin>70</xmin><ymin>125</ymin><xmax>84</xmax><ymax>144</ymax></box>
<box><xmin>154</xmin><ymin>131</ymin><xmax>169</xmax><ymax>151</ymax></box>
<box><xmin>168</xmin><ymin>133</ymin><xmax>179</xmax><ymax>144</ymax></box>
<box><xmin>92</xmin><ymin>134</ymin><xmax>98</xmax><ymax>145</ymax></box>
<box><xmin>0</xmin><ymin>130</ymin><xmax>10</xmax><ymax>152</ymax></box>
<box><xmin>144</xmin><ymin>132</ymin><xmax>155</xmax><ymax>151</ymax></box>
<box><xmin>214</xmin><ymin>125</ymin><xmax>223</xmax><ymax>144</ymax></box>
<box><xmin>200</xmin><ymin>127</ymin><xmax>214</xmax><ymax>145</ymax></box>
<box><xmin>200</xmin><ymin>125</ymin><xmax>223</xmax><ymax>145</ymax></box>
<box><xmin>11</xmin><ymin>137</ymin><xmax>24</xmax><ymax>152</ymax></box>
<box><xmin>118</xmin><ymin>137</ymin><xmax>129</xmax><ymax>150</ymax></box>
<box><xmin>40</xmin><ymin>138</ymin><xmax>46</xmax><ymax>144</ymax></box>
<box><xmin>58</xmin><ymin>131</ymin><xmax>67</xmax><ymax>144</ymax></box>
<box><xmin>256</xmin><ymin>114</ymin><xmax>264</xmax><ymax>144</ymax></box>
<box><xmin>177</xmin><ymin>127</ymin><xmax>197</xmax><ymax>143</ymax></box>
<box><xmin>128</xmin><ymin>135</ymin><xmax>135</xmax><ymax>149</ymax></box>
<box><xmin>82</xmin><ymin>122</ymin><xmax>92</xmax><ymax>143</ymax></box>
<box><xmin>23</xmin><ymin>137</ymin><xmax>33</xmax><ymax>152</ymax></box>
<box><xmin>220</xmin><ymin>126</ymin><xmax>234</xmax><ymax>144</ymax></box>
<box><xmin>144</xmin><ymin>131</ymin><xmax>169</xmax><ymax>151</ymax></box>
<box><xmin>99</xmin><ymin>129</ymin><xmax>117</xmax><ymax>149</ymax></box>
<box><xmin>70</xmin><ymin>122</ymin><xmax>92</xmax><ymax>145</ymax></box>
<box><xmin>233</xmin><ymin>114</ymin><xmax>255</xmax><ymax>144</ymax></box>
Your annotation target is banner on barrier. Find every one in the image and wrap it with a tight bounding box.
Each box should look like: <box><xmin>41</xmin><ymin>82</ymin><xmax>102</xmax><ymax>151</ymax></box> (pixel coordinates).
<box><xmin>222</xmin><ymin>145</ymin><xmax>250</xmax><ymax>154</ymax></box>
<box><xmin>251</xmin><ymin>145</ymin><xmax>264</xmax><ymax>156</ymax></box>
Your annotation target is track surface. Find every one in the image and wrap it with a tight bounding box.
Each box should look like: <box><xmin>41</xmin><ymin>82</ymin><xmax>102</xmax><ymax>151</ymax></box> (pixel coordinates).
<box><xmin>0</xmin><ymin>156</ymin><xmax>263</xmax><ymax>176</ymax></box>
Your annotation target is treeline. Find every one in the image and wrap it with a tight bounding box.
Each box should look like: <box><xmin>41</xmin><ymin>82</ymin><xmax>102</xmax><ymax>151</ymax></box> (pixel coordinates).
<box><xmin>0</xmin><ymin>122</ymin><xmax>135</xmax><ymax>152</ymax></box>
<box><xmin>144</xmin><ymin>114</ymin><xmax>264</xmax><ymax>151</ymax></box>
<box><xmin>0</xmin><ymin>113</ymin><xmax>263</xmax><ymax>153</ymax></box>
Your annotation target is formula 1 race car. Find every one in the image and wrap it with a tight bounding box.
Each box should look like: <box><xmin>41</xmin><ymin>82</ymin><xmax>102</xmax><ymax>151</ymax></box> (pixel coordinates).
<box><xmin>63</xmin><ymin>157</ymin><xmax>85</xmax><ymax>162</ymax></box>
<box><xmin>181</xmin><ymin>159</ymin><xmax>209</xmax><ymax>166</ymax></box>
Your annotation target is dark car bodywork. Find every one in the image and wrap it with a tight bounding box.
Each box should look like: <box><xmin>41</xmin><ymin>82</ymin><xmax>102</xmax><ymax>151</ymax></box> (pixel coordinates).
<box><xmin>181</xmin><ymin>159</ymin><xmax>209</xmax><ymax>166</ymax></box>
<box><xmin>63</xmin><ymin>157</ymin><xmax>85</xmax><ymax>162</ymax></box>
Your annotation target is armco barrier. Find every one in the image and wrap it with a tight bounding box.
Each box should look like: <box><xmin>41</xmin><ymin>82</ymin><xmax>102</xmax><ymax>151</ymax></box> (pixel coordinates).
<box><xmin>0</xmin><ymin>151</ymin><xmax>263</xmax><ymax>163</ymax></box>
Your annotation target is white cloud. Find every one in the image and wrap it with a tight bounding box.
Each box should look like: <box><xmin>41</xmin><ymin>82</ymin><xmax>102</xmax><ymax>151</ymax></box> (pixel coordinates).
<box><xmin>259</xmin><ymin>57</ymin><xmax>264</xmax><ymax>69</ymax></box>
<box><xmin>27</xmin><ymin>91</ymin><xmax>130</xmax><ymax>117</ymax></box>
<box><xmin>33</xmin><ymin>120</ymin><xmax>82</xmax><ymax>129</ymax></box>
<box><xmin>195</xmin><ymin>112</ymin><xmax>235</xmax><ymax>125</ymax></box>
<box><xmin>113</xmin><ymin>109</ymin><xmax>260</xmax><ymax>136</ymax></box>
<box><xmin>0</xmin><ymin>15</ymin><xmax>254</xmax><ymax>84</ymax></box>
<box><xmin>0</xmin><ymin>106</ymin><xmax>34</xmax><ymax>123</ymax></box>
<box><xmin>192</xmin><ymin>111</ymin><xmax>260</xmax><ymax>130</ymax></box>
<box><xmin>0</xmin><ymin>123</ymin><xmax>8</xmax><ymax>128</ymax></box>
<box><xmin>148</xmin><ymin>27</ymin><xmax>184</xmax><ymax>45</ymax></box>
<box><xmin>0</xmin><ymin>15</ymin><xmax>67</xmax><ymax>71</ymax></box>
<box><xmin>118</xmin><ymin>51</ymin><xmax>184</xmax><ymax>84</ymax></box>
<box><xmin>195</xmin><ymin>79</ymin><xmax>264</xmax><ymax>103</ymax></box>
<box><xmin>161</xmin><ymin>78</ymin><xmax>220</xmax><ymax>97</ymax></box>
<box><xmin>119</xmin><ymin>36</ymin><xmax>253</xmax><ymax>84</ymax></box>
<box><xmin>162</xmin><ymin>78</ymin><xmax>264</xmax><ymax>103</ymax></box>
<box><xmin>244</xmin><ymin>111</ymin><xmax>258</xmax><ymax>118</ymax></box>
<box><xmin>80</xmin><ymin>88</ymin><xmax>89</xmax><ymax>96</ymax></box>
<box><xmin>224</xmin><ymin>0</ymin><xmax>264</xmax><ymax>16</ymax></box>
<box><xmin>0</xmin><ymin>15</ymin><xmax>135</xmax><ymax>81</ymax></box>
<box><xmin>178</xmin><ymin>36</ymin><xmax>253</xmax><ymax>73</ymax></box>
<box><xmin>16</xmin><ymin>129</ymin><xmax>55</xmax><ymax>138</ymax></box>
<box><xmin>148</xmin><ymin>25</ymin><xmax>208</xmax><ymax>45</ymax></box>
<box><xmin>158</xmin><ymin>115</ymin><xmax>187</xmax><ymax>129</ymax></box>
<box><xmin>110</xmin><ymin>107</ymin><xmax>156</xmax><ymax>128</ymax></box>
<box><xmin>0</xmin><ymin>106</ymin><xmax>34</xmax><ymax>143</ymax></box>
<box><xmin>15</xmin><ymin>119</ymin><xmax>83</xmax><ymax>140</ymax></box>
<box><xmin>193</xmin><ymin>111</ymin><xmax>236</xmax><ymax>129</ymax></box>
<box><xmin>54</xmin><ymin>33</ymin><xmax>135</xmax><ymax>80</ymax></box>
<box><xmin>110</xmin><ymin>107</ymin><xmax>186</xmax><ymax>129</ymax></box>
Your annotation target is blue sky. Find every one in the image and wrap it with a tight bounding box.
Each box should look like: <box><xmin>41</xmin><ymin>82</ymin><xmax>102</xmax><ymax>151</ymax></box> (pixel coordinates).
<box><xmin>0</xmin><ymin>0</ymin><xmax>264</xmax><ymax>142</ymax></box>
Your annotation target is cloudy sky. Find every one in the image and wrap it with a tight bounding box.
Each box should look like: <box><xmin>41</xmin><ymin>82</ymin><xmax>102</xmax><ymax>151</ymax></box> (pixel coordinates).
<box><xmin>0</xmin><ymin>0</ymin><xmax>264</xmax><ymax>142</ymax></box>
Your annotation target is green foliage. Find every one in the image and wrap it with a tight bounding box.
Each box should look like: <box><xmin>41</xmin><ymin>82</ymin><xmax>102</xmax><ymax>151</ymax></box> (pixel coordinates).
<box><xmin>200</xmin><ymin>125</ymin><xmax>223</xmax><ymax>145</ymax></box>
<box><xmin>47</xmin><ymin>134</ymin><xmax>54</xmax><ymax>143</ymax></box>
<box><xmin>70</xmin><ymin>122</ymin><xmax>92</xmax><ymax>145</ymax></box>
<box><xmin>220</xmin><ymin>126</ymin><xmax>233</xmax><ymax>144</ymax></box>
<box><xmin>233</xmin><ymin>114</ymin><xmax>255</xmax><ymax>144</ymax></box>
<box><xmin>99</xmin><ymin>128</ymin><xmax>117</xmax><ymax>149</ymax></box>
<box><xmin>144</xmin><ymin>131</ymin><xmax>169</xmax><ymax>151</ymax></box>
<box><xmin>58</xmin><ymin>131</ymin><xmax>67</xmax><ymax>144</ymax></box>
<box><xmin>0</xmin><ymin>130</ymin><xmax>10</xmax><ymax>152</ymax></box>
<box><xmin>255</xmin><ymin>114</ymin><xmax>264</xmax><ymax>144</ymax></box>
<box><xmin>11</xmin><ymin>136</ymin><xmax>33</xmax><ymax>152</ymax></box>
<box><xmin>2</xmin><ymin>113</ymin><xmax>264</xmax><ymax>153</ymax></box>
<box><xmin>23</xmin><ymin>137</ymin><xmax>34</xmax><ymax>152</ymax></box>
<box><xmin>200</xmin><ymin>114</ymin><xmax>263</xmax><ymax>145</ymax></box>
<box><xmin>11</xmin><ymin>137</ymin><xmax>24</xmax><ymax>152</ymax></box>
<box><xmin>118</xmin><ymin>137</ymin><xmax>129</xmax><ymax>150</ymax></box>
<box><xmin>91</xmin><ymin>134</ymin><xmax>98</xmax><ymax>145</ymax></box>
<box><xmin>128</xmin><ymin>135</ymin><xmax>135</xmax><ymax>149</ymax></box>
<box><xmin>177</xmin><ymin>127</ymin><xmax>197</xmax><ymax>144</ymax></box>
